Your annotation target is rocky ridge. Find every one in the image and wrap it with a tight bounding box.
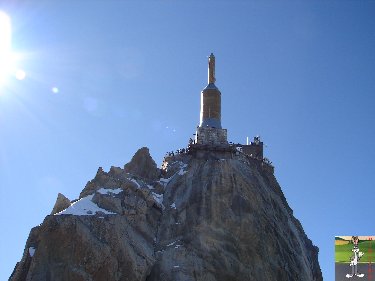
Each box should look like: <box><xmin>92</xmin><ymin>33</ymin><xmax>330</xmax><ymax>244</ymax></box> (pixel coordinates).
<box><xmin>10</xmin><ymin>147</ymin><xmax>322</xmax><ymax>281</ymax></box>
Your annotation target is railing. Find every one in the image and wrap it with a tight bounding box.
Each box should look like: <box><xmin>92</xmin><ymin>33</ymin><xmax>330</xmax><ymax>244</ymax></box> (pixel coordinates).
<box><xmin>163</xmin><ymin>143</ymin><xmax>274</xmax><ymax>171</ymax></box>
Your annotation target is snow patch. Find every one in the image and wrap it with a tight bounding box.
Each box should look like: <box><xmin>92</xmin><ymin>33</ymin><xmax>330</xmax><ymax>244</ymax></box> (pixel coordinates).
<box><xmin>152</xmin><ymin>192</ymin><xmax>164</xmax><ymax>207</ymax></box>
<box><xmin>55</xmin><ymin>194</ymin><xmax>116</xmax><ymax>216</ymax></box>
<box><xmin>167</xmin><ymin>241</ymin><xmax>176</xmax><ymax>247</ymax></box>
<box><xmin>159</xmin><ymin>177</ymin><xmax>172</xmax><ymax>186</ymax></box>
<box><xmin>178</xmin><ymin>163</ymin><xmax>188</xmax><ymax>175</ymax></box>
<box><xmin>29</xmin><ymin>247</ymin><xmax>36</xmax><ymax>257</ymax></box>
<box><xmin>96</xmin><ymin>187</ymin><xmax>123</xmax><ymax>195</ymax></box>
<box><xmin>130</xmin><ymin>178</ymin><xmax>140</xmax><ymax>188</ymax></box>
<box><xmin>170</xmin><ymin>202</ymin><xmax>176</xmax><ymax>209</ymax></box>
<box><xmin>159</xmin><ymin>162</ymin><xmax>187</xmax><ymax>185</ymax></box>
<box><xmin>147</xmin><ymin>184</ymin><xmax>154</xmax><ymax>190</ymax></box>
<box><xmin>178</xmin><ymin>170</ymin><xmax>187</xmax><ymax>175</ymax></box>
<box><xmin>173</xmin><ymin>265</ymin><xmax>180</xmax><ymax>268</ymax></box>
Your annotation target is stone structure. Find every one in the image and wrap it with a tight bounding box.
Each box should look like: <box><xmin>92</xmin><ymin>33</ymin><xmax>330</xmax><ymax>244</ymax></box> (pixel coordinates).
<box><xmin>195</xmin><ymin>53</ymin><xmax>228</xmax><ymax>145</ymax></box>
<box><xmin>194</xmin><ymin>54</ymin><xmax>264</xmax><ymax>163</ymax></box>
<box><xmin>239</xmin><ymin>136</ymin><xmax>264</xmax><ymax>159</ymax></box>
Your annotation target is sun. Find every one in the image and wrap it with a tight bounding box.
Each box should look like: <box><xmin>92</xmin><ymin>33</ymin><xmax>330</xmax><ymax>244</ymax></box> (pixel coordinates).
<box><xmin>0</xmin><ymin>10</ymin><xmax>25</xmax><ymax>90</ymax></box>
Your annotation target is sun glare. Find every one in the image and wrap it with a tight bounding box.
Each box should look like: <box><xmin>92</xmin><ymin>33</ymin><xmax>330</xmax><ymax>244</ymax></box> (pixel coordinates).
<box><xmin>0</xmin><ymin>11</ymin><xmax>25</xmax><ymax>90</ymax></box>
<box><xmin>0</xmin><ymin>11</ymin><xmax>12</xmax><ymax>84</ymax></box>
<box><xmin>15</xmin><ymin>69</ymin><xmax>26</xmax><ymax>80</ymax></box>
<box><xmin>0</xmin><ymin>11</ymin><xmax>11</xmax><ymax>52</ymax></box>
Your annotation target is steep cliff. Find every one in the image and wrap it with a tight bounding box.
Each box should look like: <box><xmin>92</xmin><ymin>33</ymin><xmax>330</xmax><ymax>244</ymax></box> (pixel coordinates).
<box><xmin>10</xmin><ymin>147</ymin><xmax>322</xmax><ymax>281</ymax></box>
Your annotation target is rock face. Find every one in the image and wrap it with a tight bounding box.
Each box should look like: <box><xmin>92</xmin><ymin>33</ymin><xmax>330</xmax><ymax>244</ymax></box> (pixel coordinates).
<box><xmin>50</xmin><ymin>193</ymin><xmax>71</xmax><ymax>215</ymax></box>
<box><xmin>10</xmin><ymin>147</ymin><xmax>322</xmax><ymax>281</ymax></box>
<box><xmin>124</xmin><ymin>147</ymin><xmax>161</xmax><ymax>181</ymax></box>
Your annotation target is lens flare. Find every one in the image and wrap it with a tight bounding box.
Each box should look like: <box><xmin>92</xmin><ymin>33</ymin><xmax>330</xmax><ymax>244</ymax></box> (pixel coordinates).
<box><xmin>0</xmin><ymin>11</ymin><xmax>26</xmax><ymax>90</ymax></box>
<box><xmin>15</xmin><ymin>69</ymin><xmax>26</xmax><ymax>80</ymax></box>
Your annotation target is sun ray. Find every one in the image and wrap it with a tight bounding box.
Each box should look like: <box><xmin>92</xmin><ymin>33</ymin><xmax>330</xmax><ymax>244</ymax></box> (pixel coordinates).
<box><xmin>0</xmin><ymin>10</ymin><xmax>28</xmax><ymax>92</ymax></box>
<box><xmin>0</xmin><ymin>11</ymin><xmax>13</xmax><ymax>87</ymax></box>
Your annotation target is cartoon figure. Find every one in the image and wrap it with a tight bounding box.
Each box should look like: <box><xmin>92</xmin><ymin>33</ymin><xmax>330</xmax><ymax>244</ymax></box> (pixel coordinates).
<box><xmin>346</xmin><ymin>236</ymin><xmax>365</xmax><ymax>278</ymax></box>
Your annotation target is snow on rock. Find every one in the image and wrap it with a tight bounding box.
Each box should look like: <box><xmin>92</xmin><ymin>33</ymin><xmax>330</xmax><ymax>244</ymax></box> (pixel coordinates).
<box><xmin>170</xmin><ymin>202</ymin><xmax>176</xmax><ymax>209</ymax></box>
<box><xmin>167</xmin><ymin>241</ymin><xmax>177</xmax><ymax>247</ymax></box>
<box><xmin>130</xmin><ymin>178</ymin><xmax>141</xmax><ymax>188</ymax></box>
<box><xmin>178</xmin><ymin>169</ymin><xmax>187</xmax><ymax>176</ymax></box>
<box><xmin>29</xmin><ymin>247</ymin><xmax>36</xmax><ymax>257</ymax></box>
<box><xmin>55</xmin><ymin>194</ymin><xmax>116</xmax><ymax>216</ymax></box>
<box><xmin>159</xmin><ymin>162</ymin><xmax>187</xmax><ymax>185</ymax></box>
<box><xmin>155</xmin><ymin>161</ymin><xmax>188</xmax><ymax>193</ymax></box>
<box><xmin>152</xmin><ymin>192</ymin><xmax>164</xmax><ymax>209</ymax></box>
<box><xmin>96</xmin><ymin>187</ymin><xmax>123</xmax><ymax>195</ymax></box>
<box><xmin>159</xmin><ymin>177</ymin><xmax>172</xmax><ymax>186</ymax></box>
<box><xmin>178</xmin><ymin>163</ymin><xmax>188</xmax><ymax>175</ymax></box>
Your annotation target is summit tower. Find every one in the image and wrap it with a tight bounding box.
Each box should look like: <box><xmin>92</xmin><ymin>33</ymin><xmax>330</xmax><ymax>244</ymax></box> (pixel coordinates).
<box><xmin>195</xmin><ymin>53</ymin><xmax>228</xmax><ymax>145</ymax></box>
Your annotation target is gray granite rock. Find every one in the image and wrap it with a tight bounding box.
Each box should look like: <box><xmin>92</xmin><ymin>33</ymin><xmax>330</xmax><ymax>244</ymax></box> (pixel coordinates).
<box><xmin>10</xmin><ymin>147</ymin><xmax>322</xmax><ymax>281</ymax></box>
<box><xmin>124</xmin><ymin>147</ymin><xmax>161</xmax><ymax>181</ymax></box>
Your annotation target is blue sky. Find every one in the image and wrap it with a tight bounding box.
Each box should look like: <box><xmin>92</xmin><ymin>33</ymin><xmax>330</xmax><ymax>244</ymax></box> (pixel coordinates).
<box><xmin>1</xmin><ymin>1</ymin><xmax>374</xmax><ymax>279</ymax></box>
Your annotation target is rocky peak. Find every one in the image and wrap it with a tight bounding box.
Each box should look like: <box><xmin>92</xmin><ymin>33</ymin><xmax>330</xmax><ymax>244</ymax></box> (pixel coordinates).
<box><xmin>10</xmin><ymin>147</ymin><xmax>322</xmax><ymax>281</ymax></box>
<box><xmin>50</xmin><ymin>193</ymin><xmax>71</xmax><ymax>215</ymax></box>
<box><xmin>124</xmin><ymin>147</ymin><xmax>161</xmax><ymax>181</ymax></box>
